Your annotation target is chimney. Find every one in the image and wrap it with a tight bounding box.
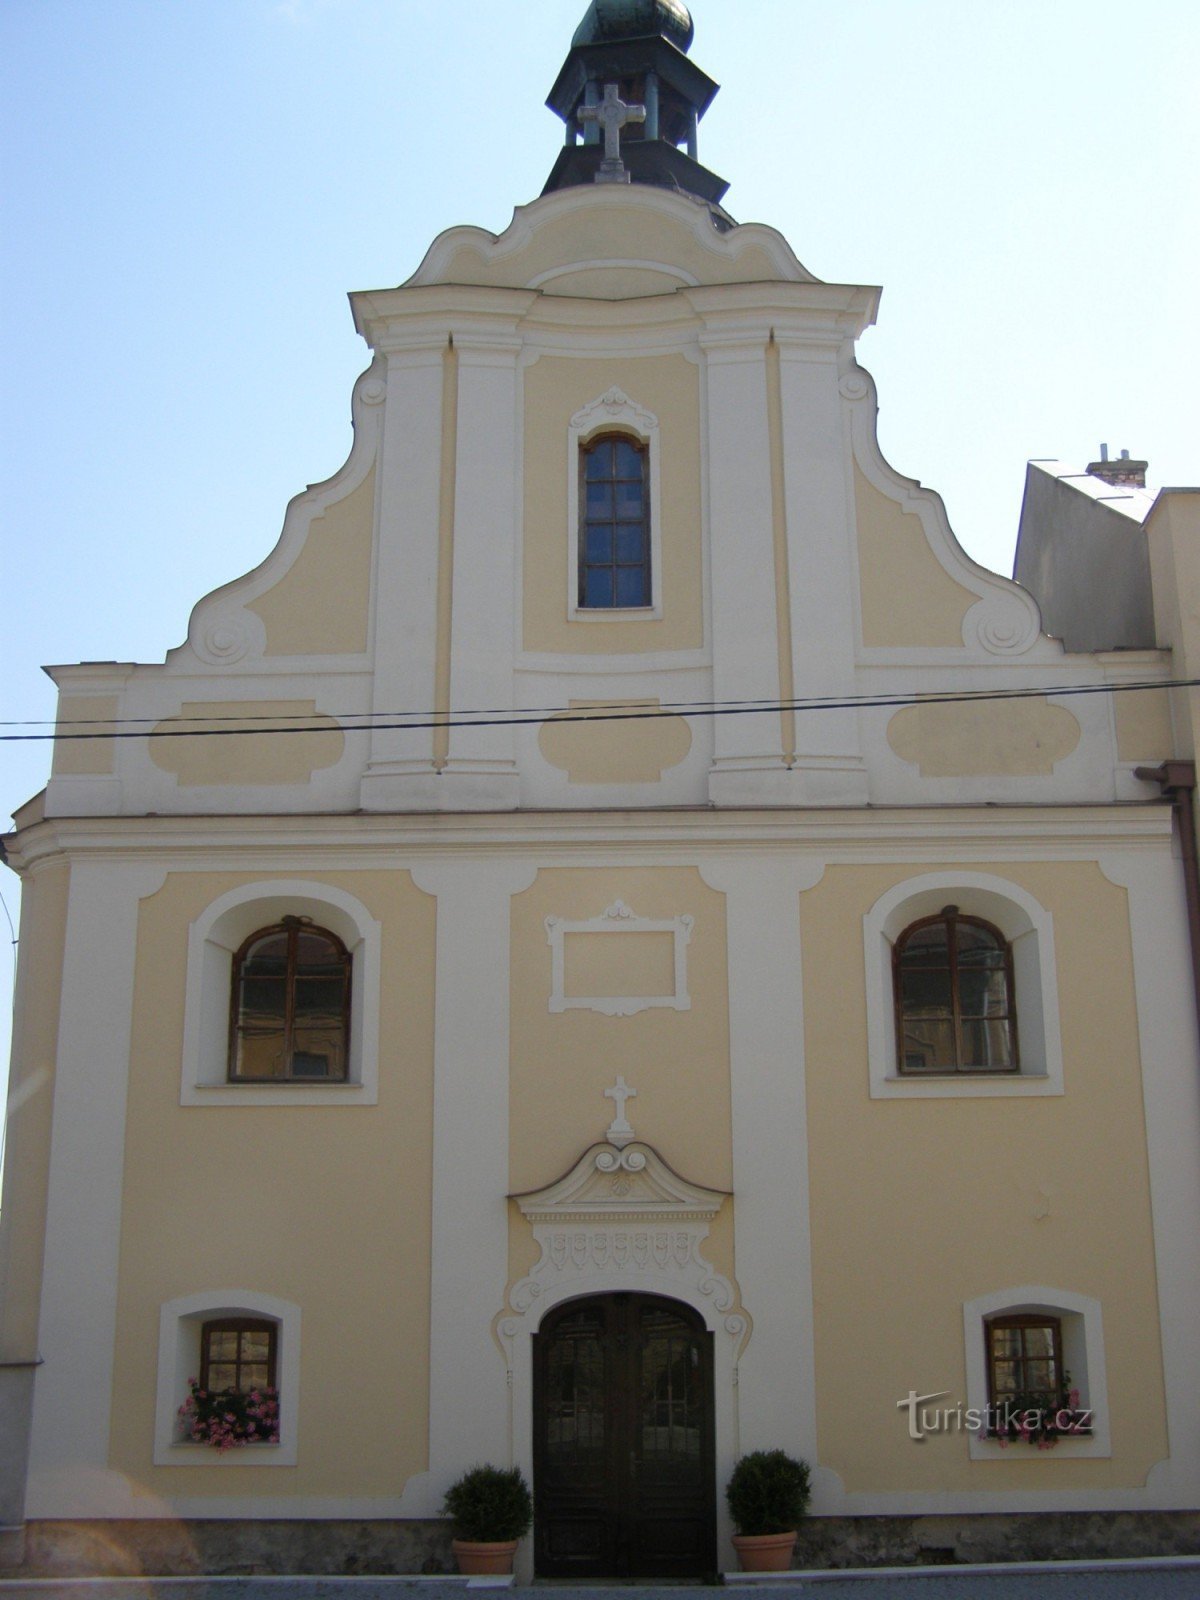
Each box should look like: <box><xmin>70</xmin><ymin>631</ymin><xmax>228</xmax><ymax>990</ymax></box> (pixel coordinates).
<box><xmin>1087</xmin><ymin>444</ymin><xmax>1148</xmax><ymax>488</ymax></box>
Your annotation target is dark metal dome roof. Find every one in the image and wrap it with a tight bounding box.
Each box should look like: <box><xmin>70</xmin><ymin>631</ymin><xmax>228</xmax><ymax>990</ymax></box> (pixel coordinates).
<box><xmin>572</xmin><ymin>0</ymin><xmax>694</xmax><ymax>54</ymax></box>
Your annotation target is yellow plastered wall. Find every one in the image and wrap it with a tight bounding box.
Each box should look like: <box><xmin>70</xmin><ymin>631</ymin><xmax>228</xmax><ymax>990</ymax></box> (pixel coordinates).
<box><xmin>887</xmin><ymin>698</ymin><xmax>1082</xmax><ymax>777</ymax></box>
<box><xmin>539</xmin><ymin>700</ymin><xmax>693</xmax><ymax>785</ymax></box>
<box><xmin>1114</xmin><ymin>687</ymin><xmax>1174</xmax><ymax>764</ymax></box>
<box><xmin>523</xmin><ymin>356</ymin><xmax>703</xmax><ymax>655</ymax></box>
<box><xmin>508</xmin><ymin>867</ymin><xmax>733</xmax><ymax>1281</ymax></box>
<box><xmin>249</xmin><ymin>468</ymin><xmax>375</xmax><ymax>656</ymax></box>
<box><xmin>0</xmin><ymin>860</ymin><xmax>71</xmax><ymax>1357</ymax></box>
<box><xmin>148</xmin><ymin>701</ymin><xmax>344</xmax><ymax>788</ymax></box>
<box><xmin>855</xmin><ymin>467</ymin><xmax>977</xmax><ymax>648</ymax></box>
<box><xmin>107</xmin><ymin>869</ymin><xmax>436</xmax><ymax>1496</ymax></box>
<box><xmin>800</xmin><ymin>863</ymin><xmax>1166</xmax><ymax>1492</ymax></box>
<box><xmin>52</xmin><ymin>697</ymin><xmax>119</xmax><ymax>777</ymax></box>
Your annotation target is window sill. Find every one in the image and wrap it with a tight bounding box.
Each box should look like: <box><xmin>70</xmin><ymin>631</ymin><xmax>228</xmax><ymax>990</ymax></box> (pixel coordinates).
<box><xmin>184</xmin><ymin>1080</ymin><xmax>374</xmax><ymax>1108</ymax></box>
<box><xmin>969</xmin><ymin>1430</ymin><xmax>1107</xmax><ymax>1461</ymax></box>
<box><xmin>160</xmin><ymin>1440</ymin><xmax>294</xmax><ymax>1468</ymax></box>
<box><xmin>872</xmin><ymin>1070</ymin><xmax>1059</xmax><ymax>1100</ymax></box>
<box><xmin>569</xmin><ymin>605</ymin><xmax>661</xmax><ymax>623</ymax></box>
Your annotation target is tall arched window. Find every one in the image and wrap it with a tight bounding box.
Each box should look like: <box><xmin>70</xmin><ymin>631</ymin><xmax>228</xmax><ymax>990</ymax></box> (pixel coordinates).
<box><xmin>229</xmin><ymin>917</ymin><xmax>351</xmax><ymax>1081</ymax></box>
<box><xmin>893</xmin><ymin>905</ymin><xmax>1017</xmax><ymax>1074</ymax></box>
<box><xmin>579</xmin><ymin>433</ymin><xmax>651</xmax><ymax>608</ymax></box>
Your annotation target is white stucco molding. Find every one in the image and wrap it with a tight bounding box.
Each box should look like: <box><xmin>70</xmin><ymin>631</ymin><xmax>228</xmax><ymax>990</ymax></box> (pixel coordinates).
<box><xmin>154</xmin><ymin>1289</ymin><xmax>301</xmax><ymax>1468</ymax></box>
<box><xmin>841</xmin><ymin>359</ymin><xmax>1055</xmax><ymax>660</ymax></box>
<box><xmin>963</xmin><ymin>1285</ymin><xmax>1111</xmax><ymax>1460</ymax></box>
<box><xmin>545</xmin><ymin>899</ymin><xmax>693</xmax><ymax>1016</ymax></box>
<box><xmin>864</xmin><ymin>871</ymin><xmax>1063</xmax><ymax>1098</ymax></box>
<box><xmin>180</xmin><ymin>878</ymin><xmax>382</xmax><ymax>1106</ymax></box>
<box><xmin>177</xmin><ymin>358</ymin><xmax>384</xmax><ymax>670</ymax></box>
<box><xmin>566</xmin><ymin>388</ymin><xmax>663</xmax><ymax>623</ymax></box>
<box><xmin>528</xmin><ymin>258</ymin><xmax>702</xmax><ymax>290</ymax></box>
<box><xmin>401</xmin><ymin>183</ymin><xmax>818</xmax><ymax>292</ymax></box>
<box><xmin>502</xmin><ymin>1139</ymin><xmax>744</xmax><ymax>1351</ymax></box>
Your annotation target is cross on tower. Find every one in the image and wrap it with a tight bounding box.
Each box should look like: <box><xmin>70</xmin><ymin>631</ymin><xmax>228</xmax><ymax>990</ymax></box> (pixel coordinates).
<box><xmin>579</xmin><ymin>83</ymin><xmax>646</xmax><ymax>184</ymax></box>
<box><xmin>604</xmin><ymin>1075</ymin><xmax>638</xmax><ymax>1147</ymax></box>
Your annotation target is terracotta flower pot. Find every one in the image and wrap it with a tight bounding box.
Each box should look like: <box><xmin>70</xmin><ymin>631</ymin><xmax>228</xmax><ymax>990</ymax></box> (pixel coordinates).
<box><xmin>451</xmin><ymin>1538</ymin><xmax>519</xmax><ymax>1575</ymax></box>
<box><xmin>731</xmin><ymin>1530</ymin><xmax>798</xmax><ymax>1571</ymax></box>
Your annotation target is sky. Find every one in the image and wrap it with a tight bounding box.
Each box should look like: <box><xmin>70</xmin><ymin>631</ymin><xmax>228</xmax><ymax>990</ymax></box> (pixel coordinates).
<box><xmin>1</xmin><ymin>0</ymin><xmax>1198</xmax><ymax>1122</ymax></box>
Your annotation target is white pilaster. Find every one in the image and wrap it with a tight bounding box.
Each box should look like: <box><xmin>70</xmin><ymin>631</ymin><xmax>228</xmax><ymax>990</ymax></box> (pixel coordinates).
<box><xmin>777</xmin><ymin>333</ymin><xmax>867</xmax><ymax>803</ymax></box>
<box><xmin>408</xmin><ymin>860</ymin><xmax>537</xmax><ymax>1512</ymax></box>
<box><xmin>439</xmin><ymin>332</ymin><xmax>522</xmax><ymax>808</ymax></box>
<box><xmin>26</xmin><ymin>861</ymin><xmax>167</xmax><ymax>1516</ymax></box>
<box><xmin>696</xmin><ymin>858</ymin><xmax>823</xmax><ymax>1471</ymax></box>
<box><xmin>700</xmin><ymin>329</ymin><xmax>786</xmax><ymax>787</ymax></box>
<box><xmin>359</xmin><ymin>345</ymin><xmax>445</xmax><ymax>810</ymax></box>
<box><xmin>1102</xmin><ymin>850</ymin><xmax>1200</xmax><ymax>1506</ymax></box>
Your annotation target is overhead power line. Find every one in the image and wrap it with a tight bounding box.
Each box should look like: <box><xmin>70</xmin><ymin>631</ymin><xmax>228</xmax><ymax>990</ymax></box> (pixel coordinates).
<box><xmin>1</xmin><ymin>676</ymin><xmax>1195</xmax><ymax>743</ymax></box>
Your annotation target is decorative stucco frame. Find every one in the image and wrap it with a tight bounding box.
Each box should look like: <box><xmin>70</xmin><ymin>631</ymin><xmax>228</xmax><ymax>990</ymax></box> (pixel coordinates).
<box><xmin>497</xmin><ymin>1139</ymin><xmax>748</xmax><ymax>1552</ymax></box>
<box><xmin>154</xmin><ymin>1289</ymin><xmax>302</xmax><ymax>1467</ymax></box>
<box><xmin>545</xmin><ymin>899</ymin><xmax>693</xmax><ymax>1016</ymax></box>
<box><xmin>567</xmin><ymin>387</ymin><xmax>664</xmax><ymax>622</ymax></box>
<box><xmin>181</xmin><ymin>879</ymin><xmax>382</xmax><ymax>1105</ymax></box>
<box><xmin>963</xmin><ymin>1285</ymin><xmax>1111</xmax><ymax>1459</ymax></box>
<box><xmin>864</xmin><ymin>871</ymin><xmax>1063</xmax><ymax>1098</ymax></box>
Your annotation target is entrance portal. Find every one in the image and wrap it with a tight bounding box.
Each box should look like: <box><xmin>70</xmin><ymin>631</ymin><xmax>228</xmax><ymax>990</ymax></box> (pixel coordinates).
<box><xmin>532</xmin><ymin>1292</ymin><xmax>716</xmax><ymax>1579</ymax></box>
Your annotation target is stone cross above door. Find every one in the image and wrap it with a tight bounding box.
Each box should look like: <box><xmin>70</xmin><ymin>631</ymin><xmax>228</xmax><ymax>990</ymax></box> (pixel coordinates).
<box><xmin>604</xmin><ymin>1074</ymin><xmax>638</xmax><ymax>1146</ymax></box>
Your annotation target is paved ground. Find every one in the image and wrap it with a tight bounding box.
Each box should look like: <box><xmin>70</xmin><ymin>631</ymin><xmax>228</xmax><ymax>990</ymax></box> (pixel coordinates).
<box><xmin>3</xmin><ymin>1566</ymin><xmax>1200</xmax><ymax>1600</ymax></box>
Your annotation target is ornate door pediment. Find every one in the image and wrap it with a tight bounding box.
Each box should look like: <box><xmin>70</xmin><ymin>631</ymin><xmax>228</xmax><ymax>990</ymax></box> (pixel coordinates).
<box><xmin>501</xmin><ymin>1141</ymin><xmax>745</xmax><ymax>1351</ymax></box>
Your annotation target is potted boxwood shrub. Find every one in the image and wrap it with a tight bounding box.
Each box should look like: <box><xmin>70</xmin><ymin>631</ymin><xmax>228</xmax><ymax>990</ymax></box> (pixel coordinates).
<box><xmin>725</xmin><ymin>1449</ymin><xmax>811</xmax><ymax>1571</ymax></box>
<box><xmin>442</xmin><ymin>1464</ymin><xmax>533</xmax><ymax>1575</ymax></box>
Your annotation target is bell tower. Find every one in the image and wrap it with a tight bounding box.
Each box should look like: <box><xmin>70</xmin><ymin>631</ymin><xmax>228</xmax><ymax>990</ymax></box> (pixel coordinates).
<box><xmin>543</xmin><ymin>0</ymin><xmax>729</xmax><ymax>210</ymax></box>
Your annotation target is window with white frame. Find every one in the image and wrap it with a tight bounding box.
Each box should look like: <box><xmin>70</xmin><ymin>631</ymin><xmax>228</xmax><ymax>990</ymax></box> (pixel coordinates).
<box><xmin>181</xmin><ymin>880</ymin><xmax>381</xmax><ymax>1106</ymax></box>
<box><xmin>864</xmin><ymin>872</ymin><xmax>1063</xmax><ymax>1098</ymax></box>
<box><xmin>963</xmin><ymin>1287</ymin><xmax>1110</xmax><ymax>1458</ymax></box>
<box><xmin>154</xmin><ymin>1290</ymin><xmax>301</xmax><ymax>1466</ymax></box>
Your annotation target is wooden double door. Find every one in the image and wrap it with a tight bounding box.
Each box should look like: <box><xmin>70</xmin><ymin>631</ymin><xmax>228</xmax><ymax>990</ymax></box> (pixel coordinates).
<box><xmin>532</xmin><ymin>1292</ymin><xmax>716</xmax><ymax>1580</ymax></box>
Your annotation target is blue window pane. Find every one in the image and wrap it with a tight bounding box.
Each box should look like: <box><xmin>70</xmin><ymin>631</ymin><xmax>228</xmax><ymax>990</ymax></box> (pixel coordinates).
<box><xmin>584</xmin><ymin>444</ymin><xmax>613</xmax><ymax>480</ymax></box>
<box><xmin>615</xmin><ymin>479</ymin><xmax>643</xmax><ymax>517</ymax></box>
<box><xmin>585</xmin><ymin>481</ymin><xmax>613</xmax><ymax>516</ymax></box>
<box><xmin>615</xmin><ymin>565</ymin><xmax>649</xmax><ymax>606</ymax></box>
<box><xmin>584</xmin><ymin>567</ymin><xmax>614</xmax><ymax>607</ymax></box>
<box><xmin>615</xmin><ymin>524</ymin><xmax>645</xmax><ymax>563</ymax></box>
<box><xmin>585</xmin><ymin>525</ymin><xmax>614</xmax><ymax>564</ymax></box>
<box><xmin>614</xmin><ymin>441</ymin><xmax>642</xmax><ymax>478</ymax></box>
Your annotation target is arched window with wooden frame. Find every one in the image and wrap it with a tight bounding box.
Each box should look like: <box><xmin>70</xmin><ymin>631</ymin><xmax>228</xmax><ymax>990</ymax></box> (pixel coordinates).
<box><xmin>228</xmin><ymin>916</ymin><xmax>351</xmax><ymax>1082</ymax></box>
<box><xmin>579</xmin><ymin>432</ymin><xmax>651</xmax><ymax>609</ymax></box>
<box><xmin>893</xmin><ymin>904</ymin><xmax>1017</xmax><ymax>1074</ymax></box>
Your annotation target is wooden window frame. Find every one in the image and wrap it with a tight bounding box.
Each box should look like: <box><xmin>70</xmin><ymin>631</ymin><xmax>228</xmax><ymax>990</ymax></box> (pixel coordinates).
<box><xmin>892</xmin><ymin>904</ymin><xmax>1018</xmax><ymax>1076</ymax></box>
<box><xmin>985</xmin><ymin>1313</ymin><xmax>1065</xmax><ymax>1411</ymax></box>
<box><xmin>228</xmin><ymin>915</ymin><xmax>351</xmax><ymax>1083</ymax></box>
<box><xmin>199</xmin><ymin>1316</ymin><xmax>279</xmax><ymax>1394</ymax></box>
<box><xmin>578</xmin><ymin>431</ymin><xmax>652</xmax><ymax>611</ymax></box>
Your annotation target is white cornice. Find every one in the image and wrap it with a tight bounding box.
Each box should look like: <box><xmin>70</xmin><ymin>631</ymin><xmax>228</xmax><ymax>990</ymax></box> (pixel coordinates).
<box><xmin>2</xmin><ymin>804</ymin><xmax>1173</xmax><ymax>874</ymax></box>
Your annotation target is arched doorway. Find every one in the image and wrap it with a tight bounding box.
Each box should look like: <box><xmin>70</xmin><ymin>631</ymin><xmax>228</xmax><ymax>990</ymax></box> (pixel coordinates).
<box><xmin>532</xmin><ymin>1292</ymin><xmax>716</xmax><ymax>1579</ymax></box>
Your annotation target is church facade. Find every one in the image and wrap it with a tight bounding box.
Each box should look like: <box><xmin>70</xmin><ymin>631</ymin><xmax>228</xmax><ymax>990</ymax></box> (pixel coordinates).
<box><xmin>3</xmin><ymin>0</ymin><xmax>1199</xmax><ymax>1577</ymax></box>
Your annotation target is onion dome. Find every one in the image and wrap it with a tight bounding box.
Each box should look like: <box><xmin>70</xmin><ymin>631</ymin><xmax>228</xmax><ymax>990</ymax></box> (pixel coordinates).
<box><xmin>572</xmin><ymin>0</ymin><xmax>694</xmax><ymax>54</ymax></box>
